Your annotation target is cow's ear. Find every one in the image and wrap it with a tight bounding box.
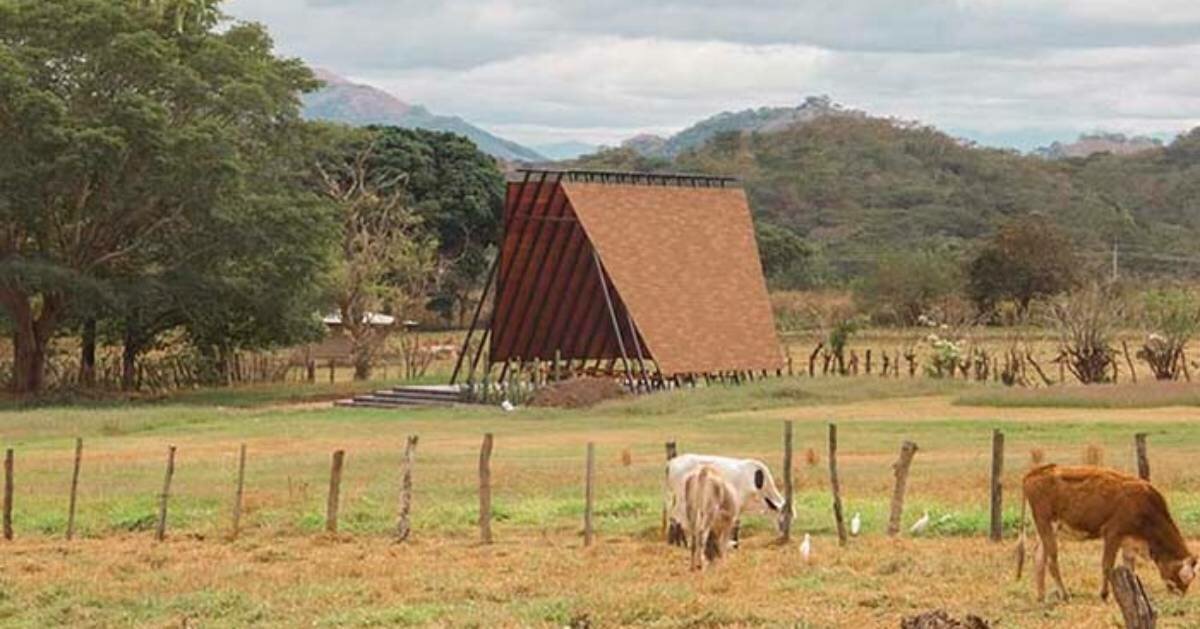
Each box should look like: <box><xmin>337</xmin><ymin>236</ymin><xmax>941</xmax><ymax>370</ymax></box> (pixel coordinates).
<box><xmin>1180</xmin><ymin>558</ymin><xmax>1198</xmax><ymax>585</ymax></box>
<box><xmin>754</xmin><ymin>469</ymin><xmax>764</xmax><ymax>490</ymax></box>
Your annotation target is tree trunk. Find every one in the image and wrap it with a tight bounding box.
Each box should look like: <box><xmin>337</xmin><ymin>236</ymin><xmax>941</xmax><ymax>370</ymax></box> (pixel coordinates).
<box><xmin>79</xmin><ymin>318</ymin><xmax>97</xmax><ymax>387</ymax></box>
<box><xmin>3</xmin><ymin>291</ymin><xmax>61</xmax><ymax>395</ymax></box>
<box><xmin>121</xmin><ymin>326</ymin><xmax>140</xmax><ymax>392</ymax></box>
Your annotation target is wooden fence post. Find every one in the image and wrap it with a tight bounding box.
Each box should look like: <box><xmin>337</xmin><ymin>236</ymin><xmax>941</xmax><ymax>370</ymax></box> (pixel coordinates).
<box><xmin>155</xmin><ymin>445</ymin><xmax>176</xmax><ymax>542</ymax></box>
<box><xmin>584</xmin><ymin>442</ymin><xmax>595</xmax><ymax>547</ymax></box>
<box><xmin>326</xmin><ymin>449</ymin><xmax>345</xmax><ymax>533</ymax></box>
<box><xmin>780</xmin><ymin>421</ymin><xmax>794</xmax><ymax>543</ymax></box>
<box><xmin>3</xmin><ymin>448</ymin><xmax>12</xmax><ymax>541</ymax></box>
<box><xmin>990</xmin><ymin>430</ymin><xmax>1004</xmax><ymax>542</ymax></box>
<box><xmin>665</xmin><ymin>441</ymin><xmax>683</xmax><ymax>545</ymax></box>
<box><xmin>886</xmin><ymin>441</ymin><xmax>919</xmax><ymax>537</ymax></box>
<box><xmin>1135</xmin><ymin>433</ymin><xmax>1150</xmax><ymax>481</ymax></box>
<box><xmin>395</xmin><ymin>435</ymin><xmax>418</xmax><ymax>542</ymax></box>
<box><xmin>829</xmin><ymin>424</ymin><xmax>848</xmax><ymax>546</ymax></box>
<box><xmin>230</xmin><ymin>444</ymin><xmax>247</xmax><ymax>540</ymax></box>
<box><xmin>66</xmin><ymin>438</ymin><xmax>82</xmax><ymax>541</ymax></box>
<box><xmin>479</xmin><ymin>433</ymin><xmax>494</xmax><ymax>544</ymax></box>
<box><xmin>1112</xmin><ymin>565</ymin><xmax>1157</xmax><ymax>629</ymax></box>
<box><xmin>1123</xmin><ymin>341</ymin><xmax>1138</xmax><ymax>384</ymax></box>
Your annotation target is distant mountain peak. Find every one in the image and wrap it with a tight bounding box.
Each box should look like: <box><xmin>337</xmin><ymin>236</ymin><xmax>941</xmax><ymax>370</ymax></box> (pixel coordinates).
<box><xmin>622</xmin><ymin>95</ymin><xmax>860</xmax><ymax>158</ymax></box>
<box><xmin>302</xmin><ymin>69</ymin><xmax>543</xmax><ymax>162</ymax></box>
<box><xmin>1035</xmin><ymin>132</ymin><xmax>1163</xmax><ymax>159</ymax></box>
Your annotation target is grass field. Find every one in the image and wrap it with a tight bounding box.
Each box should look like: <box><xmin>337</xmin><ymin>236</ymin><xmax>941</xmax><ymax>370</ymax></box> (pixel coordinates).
<box><xmin>5</xmin><ymin>377</ymin><xmax>1200</xmax><ymax>627</ymax></box>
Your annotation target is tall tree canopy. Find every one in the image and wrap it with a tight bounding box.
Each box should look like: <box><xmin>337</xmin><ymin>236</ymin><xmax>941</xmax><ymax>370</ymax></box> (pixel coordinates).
<box><xmin>360</xmin><ymin>126</ymin><xmax>505</xmax><ymax>326</ymax></box>
<box><xmin>0</xmin><ymin>0</ymin><xmax>332</xmax><ymax>393</ymax></box>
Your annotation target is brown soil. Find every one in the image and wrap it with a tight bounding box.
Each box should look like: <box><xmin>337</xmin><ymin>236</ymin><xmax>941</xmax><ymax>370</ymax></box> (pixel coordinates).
<box><xmin>901</xmin><ymin>610</ymin><xmax>991</xmax><ymax>629</ymax></box>
<box><xmin>528</xmin><ymin>377</ymin><xmax>628</xmax><ymax>409</ymax></box>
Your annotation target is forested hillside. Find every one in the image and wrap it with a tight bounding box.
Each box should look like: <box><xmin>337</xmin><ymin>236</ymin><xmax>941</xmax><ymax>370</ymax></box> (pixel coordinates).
<box><xmin>573</xmin><ymin>116</ymin><xmax>1200</xmax><ymax>285</ymax></box>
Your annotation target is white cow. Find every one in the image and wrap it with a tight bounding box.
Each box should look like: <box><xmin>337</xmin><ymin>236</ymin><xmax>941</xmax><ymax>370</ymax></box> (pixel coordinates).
<box><xmin>666</xmin><ymin>454</ymin><xmax>789</xmax><ymax>547</ymax></box>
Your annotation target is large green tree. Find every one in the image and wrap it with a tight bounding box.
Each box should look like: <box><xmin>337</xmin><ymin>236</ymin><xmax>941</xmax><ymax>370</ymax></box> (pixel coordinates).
<box><xmin>966</xmin><ymin>215</ymin><xmax>1080</xmax><ymax>319</ymax></box>
<box><xmin>0</xmin><ymin>0</ymin><xmax>327</xmax><ymax>393</ymax></box>
<box><xmin>362</xmin><ymin>126</ymin><xmax>505</xmax><ymax>326</ymax></box>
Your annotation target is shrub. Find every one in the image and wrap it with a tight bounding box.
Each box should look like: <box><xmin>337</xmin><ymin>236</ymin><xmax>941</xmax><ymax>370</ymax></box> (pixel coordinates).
<box><xmin>855</xmin><ymin>249</ymin><xmax>962</xmax><ymax>325</ymax></box>
<box><xmin>1138</xmin><ymin>288</ymin><xmax>1200</xmax><ymax>380</ymax></box>
<box><xmin>1050</xmin><ymin>283</ymin><xmax>1123</xmax><ymax>384</ymax></box>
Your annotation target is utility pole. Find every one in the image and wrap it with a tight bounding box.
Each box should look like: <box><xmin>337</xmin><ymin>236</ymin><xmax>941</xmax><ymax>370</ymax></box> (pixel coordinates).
<box><xmin>1111</xmin><ymin>240</ymin><xmax>1119</xmax><ymax>283</ymax></box>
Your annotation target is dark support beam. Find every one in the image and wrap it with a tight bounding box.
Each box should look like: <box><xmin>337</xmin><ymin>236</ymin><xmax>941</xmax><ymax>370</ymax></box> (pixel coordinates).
<box><xmin>450</xmin><ymin>255</ymin><xmax>498</xmax><ymax>385</ymax></box>
<box><xmin>490</xmin><ymin>172</ymin><xmax>558</xmax><ymax>385</ymax></box>
<box><xmin>594</xmin><ymin>250</ymin><xmax>633</xmax><ymax>389</ymax></box>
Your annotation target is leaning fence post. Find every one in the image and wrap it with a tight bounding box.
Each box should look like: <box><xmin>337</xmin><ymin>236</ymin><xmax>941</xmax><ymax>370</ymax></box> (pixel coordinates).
<box><xmin>479</xmin><ymin>433</ymin><xmax>494</xmax><ymax>544</ymax></box>
<box><xmin>66</xmin><ymin>438</ymin><xmax>82</xmax><ymax>541</ymax></box>
<box><xmin>584</xmin><ymin>442</ymin><xmax>596</xmax><ymax>547</ymax></box>
<box><xmin>395</xmin><ymin>435</ymin><xmax>418</xmax><ymax>541</ymax></box>
<box><xmin>3</xmin><ymin>448</ymin><xmax>13</xmax><ymax>541</ymax></box>
<box><xmin>828</xmin><ymin>424</ymin><xmax>848</xmax><ymax>546</ymax></box>
<box><xmin>230</xmin><ymin>444</ymin><xmax>247</xmax><ymax>540</ymax></box>
<box><xmin>326</xmin><ymin>450</ymin><xmax>345</xmax><ymax>533</ymax></box>
<box><xmin>886</xmin><ymin>440</ymin><xmax>919</xmax><ymax>537</ymax></box>
<box><xmin>155</xmin><ymin>445</ymin><xmax>176</xmax><ymax>542</ymax></box>
<box><xmin>990</xmin><ymin>430</ymin><xmax>1004</xmax><ymax>542</ymax></box>
<box><xmin>779</xmin><ymin>421</ymin><xmax>794</xmax><ymax>543</ymax></box>
<box><xmin>1112</xmin><ymin>565</ymin><xmax>1157</xmax><ymax>629</ymax></box>
<box><xmin>1135</xmin><ymin>433</ymin><xmax>1150</xmax><ymax>481</ymax></box>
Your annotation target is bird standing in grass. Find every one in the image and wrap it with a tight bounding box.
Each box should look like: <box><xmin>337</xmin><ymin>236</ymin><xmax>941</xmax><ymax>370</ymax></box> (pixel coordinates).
<box><xmin>800</xmin><ymin>533</ymin><xmax>812</xmax><ymax>563</ymax></box>
<box><xmin>910</xmin><ymin>510</ymin><xmax>931</xmax><ymax>535</ymax></box>
<box><xmin>850</xmin><ymin>512</ymin><xmax>861</xmax><ymax>536</ymax></box>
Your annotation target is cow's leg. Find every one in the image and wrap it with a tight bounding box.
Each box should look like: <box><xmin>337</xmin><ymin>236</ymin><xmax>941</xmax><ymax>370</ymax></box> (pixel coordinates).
<box><xmin>731</xmin><ymin>521</ymin><xmax>740</xmax><ymax>548</ymax></box>
<box><xmin>1118</xmin><ymin>547</ymin><xmax>1137</xmax><ymax>571</ymax></box>
<box><xmin>1044</xmin><ymin>534</ymin><xmax>1069</xmax><ymax>602</ymax></box>
<box><xmin>668</xmin><ymin>520</ymin><xmax>686</xmax><ymax>547</ymax></box>
<box><xmin>1100</xmin><ymin>533</ymin><xmax>1120</xmax><ymax>601</ymax></box>
<box><xmin>690</xmin><ymin>528</ymin><xmax>703</xmax><ymax>571</ymax></box>
<box><xmin>1033</xmin><ymin>513</ymin><xmax>1066</xmax><ymax>601</ymax></box>
<box><xmin>1035</xmin><ymin>535</ymin><xmax>1048</xmax><ymax>602</ymax></box>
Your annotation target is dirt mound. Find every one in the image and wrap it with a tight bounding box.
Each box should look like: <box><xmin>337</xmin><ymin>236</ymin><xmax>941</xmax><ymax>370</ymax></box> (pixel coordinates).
<box><xmin>901</xmin><ymin>610</ymin><xmax>990</xmax><ymax>629</ymax></box>
<box><xmin>528</xmin><ymin>378</ymin><xmax>627</xmax><ymax>409</ymax></box>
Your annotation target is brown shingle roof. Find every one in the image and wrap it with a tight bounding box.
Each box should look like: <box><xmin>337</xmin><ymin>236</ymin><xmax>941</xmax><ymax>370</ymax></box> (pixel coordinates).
<box><xmin>563</xmin><ymin>182</ymin><xmax>782</xmax><ymax>375</ymax></box>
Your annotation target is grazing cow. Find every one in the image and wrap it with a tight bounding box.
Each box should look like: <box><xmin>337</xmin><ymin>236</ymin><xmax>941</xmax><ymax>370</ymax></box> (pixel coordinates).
<box><xmin>666</xmin><ymin>454</ymin><xmax>788</xmax><ymax>547</ymax></box>
<box><xmin>682</xmin><ymin>465</ymin><xmax>740</xmax><ymax>570</ymax></box>
<box><xmin>1016</xmin><ymin>464</ymin><xmax>1199</xmax><ymax>601</ymax></box>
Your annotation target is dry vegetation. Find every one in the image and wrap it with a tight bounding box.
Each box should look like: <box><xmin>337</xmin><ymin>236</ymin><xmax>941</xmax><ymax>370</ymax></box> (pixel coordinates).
<box><xmin>4</xmin><ymin>378</ymin><xmax>1200</xmax><ymax>626</ymax></box>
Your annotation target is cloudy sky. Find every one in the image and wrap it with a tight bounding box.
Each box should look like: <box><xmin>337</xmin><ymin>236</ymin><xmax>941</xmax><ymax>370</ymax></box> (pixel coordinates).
<box><xmin>225</xmin><ymin>0</ymin><xmax>1200</xmax><ymax>150</ymax></box>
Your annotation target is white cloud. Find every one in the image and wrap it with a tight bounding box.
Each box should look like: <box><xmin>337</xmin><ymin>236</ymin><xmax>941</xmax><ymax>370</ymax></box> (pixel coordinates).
<box><xmin>225</xmin><ymin>0</ymin><xmax>1200</xmax><ymax>149</ymax></box>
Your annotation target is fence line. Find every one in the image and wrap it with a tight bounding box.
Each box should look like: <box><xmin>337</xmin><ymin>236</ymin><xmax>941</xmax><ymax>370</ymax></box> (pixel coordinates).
<box><xmin>0</xmin><ymin>428</ymin><xmax>1167</xmax><ymax>552</ymax></box>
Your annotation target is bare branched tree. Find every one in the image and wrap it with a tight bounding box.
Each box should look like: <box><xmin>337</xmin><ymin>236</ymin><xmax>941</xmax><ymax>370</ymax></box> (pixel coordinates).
<box><xmin>318</xmin><ymin>141</ymin><xmax>436</xmax><ymax>380</ymax></box>
<box><xmin>1050</xmin><ymin>283</ymin><xmax>1123</xmax><ymax>384</ymax></box>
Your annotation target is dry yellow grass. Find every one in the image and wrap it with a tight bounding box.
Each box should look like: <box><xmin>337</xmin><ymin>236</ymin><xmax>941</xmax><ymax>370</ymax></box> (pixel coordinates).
<box><xmin>5</xmin><ymin>379</ymin><xmax>1200</xmax><ymax>626</ymax></box>
<box><xmin>2</xmin><ymin>533</ymin><xmax>1195</xmax><ymax>627</ymax></box>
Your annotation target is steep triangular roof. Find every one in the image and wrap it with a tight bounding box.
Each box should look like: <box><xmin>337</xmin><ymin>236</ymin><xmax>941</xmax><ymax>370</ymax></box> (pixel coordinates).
<box><xmin>484</xmin><ymin>171</ymin><xmax>782</xmax><ymax>379</ymax></box>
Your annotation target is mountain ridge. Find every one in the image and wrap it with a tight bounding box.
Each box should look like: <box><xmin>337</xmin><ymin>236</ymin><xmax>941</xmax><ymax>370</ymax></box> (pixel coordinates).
<box><xmin>303</xmin><ymin>69</ymin><xmax>545</xmax><ymax>162</ymax></box>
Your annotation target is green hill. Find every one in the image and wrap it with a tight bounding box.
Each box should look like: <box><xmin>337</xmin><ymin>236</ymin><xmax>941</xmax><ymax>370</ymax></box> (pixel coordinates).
<box><xmin>574</xmin><ymin>115</ymin><xmax>1200</xmax><ymax>282</ymax></box>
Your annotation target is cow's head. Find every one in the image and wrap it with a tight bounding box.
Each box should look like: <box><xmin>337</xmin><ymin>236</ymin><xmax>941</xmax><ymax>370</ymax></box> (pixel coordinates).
<box><xmin>1161</xmin><ymin>556</ymin><xmax>1199</xmax><ymax>595</ymax></box>
<box><xmin>742</xmin><ymin>461</ymin><xmax>792</xmax><ymax>531</ymax></box>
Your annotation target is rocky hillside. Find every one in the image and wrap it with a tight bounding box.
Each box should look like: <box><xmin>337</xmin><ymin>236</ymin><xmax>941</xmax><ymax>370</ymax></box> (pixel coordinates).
<box><xmin>622</xmin><ymin>96</ymin><xmax>861</xmax><ymax>158</ymax></box>
<box><xmin>303</xmin><ymin>70</ymin><xmax>544</xmax><ymax>162</ymax></box>
<box><xmin>1035</xmin><ymin>132</ymin><xmax>1164</xmax><ymax>159</ymax></box>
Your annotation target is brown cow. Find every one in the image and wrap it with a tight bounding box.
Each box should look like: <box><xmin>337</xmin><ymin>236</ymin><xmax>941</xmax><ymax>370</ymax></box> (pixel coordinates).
<box><xmin>683</xmin><ymin>464</ymin><xmax>740</xmax><ymax>571</ymax></box>
<box><xmin>1016</xmin><ymin>464</ymin><xmax>1198</xmax><ymax>601</ymax></box>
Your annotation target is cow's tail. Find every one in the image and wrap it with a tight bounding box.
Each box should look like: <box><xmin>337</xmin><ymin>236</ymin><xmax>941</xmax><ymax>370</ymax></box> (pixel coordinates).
<box><xmin>1015</xmin><ymin>486</ymin><xmax>1027</xmax><ymax>581</ymax></box>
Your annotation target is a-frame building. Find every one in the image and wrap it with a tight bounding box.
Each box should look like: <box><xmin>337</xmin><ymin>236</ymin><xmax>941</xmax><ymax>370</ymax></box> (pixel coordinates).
<box><xmin>451</xmin><ymin>169</ymin><xmax>782</xmax><ymax>389</ymax></box>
